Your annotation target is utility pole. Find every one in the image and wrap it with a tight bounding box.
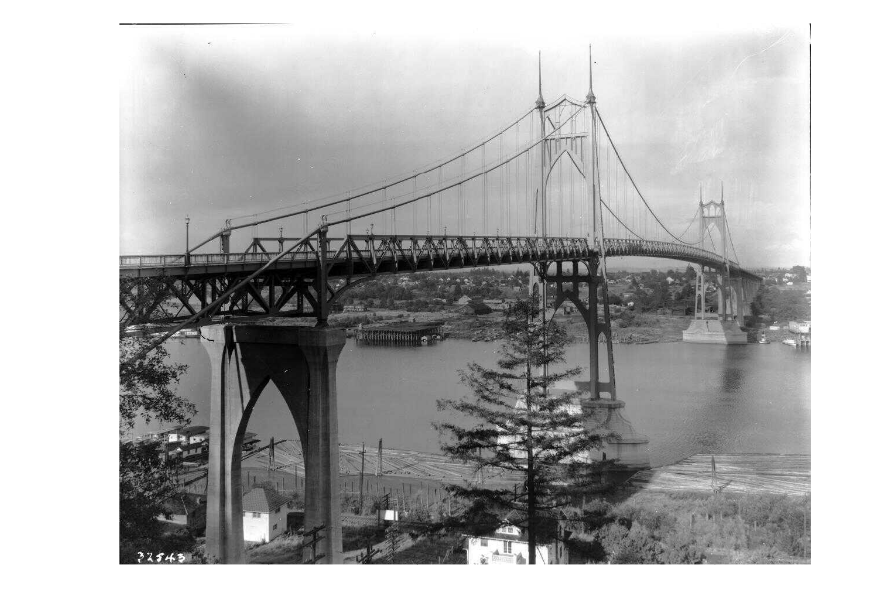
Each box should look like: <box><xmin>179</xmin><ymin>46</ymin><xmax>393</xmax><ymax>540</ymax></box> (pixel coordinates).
<box><xmin>356</xmin><ymin>541</ymin><xmax>381</xmax><ymax>564</ymax></box>
<box><xmin>377</xmin><ymin>438</ymin><xmax>383</xmax><ymax>477</ymax></box>
<box><xmin>358</xmin><ymin>442</ymin><xmax>366</xmax><ymax>514</ymax></box>
<box><xmin>184</xmin><ymin>215</ymin><xmax>190</xmax><ymax>266</ymax></box>
<box><xmin>711</xmin><ymin>455</ymin><xmax>718</xmax><ymax>494</ymax></box>
<box><xmin>301</xmin><ymin>524</ymin><xmax>326</xmax><ymax>564</ymax></box>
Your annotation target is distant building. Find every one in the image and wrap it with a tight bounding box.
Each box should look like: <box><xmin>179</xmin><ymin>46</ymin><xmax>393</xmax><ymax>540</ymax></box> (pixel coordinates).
<box><xmin>167</xmin><ymin>425</ymin><xmax>208</xmax><ymax>444</ymax></box>
<box><xmin>483</xmin><ymin>299</ymin><xmax>508</xmax><ymax>310</ymax></box>
<box><xmin>456</xmin><ymin>295</ymin><xmax>472</xmax><ymax>306</ymax></box>
<box><xmin>242</xmin><ymin>487</ymin><xmax>293</xmax><ymax>543</ymax></box>
<box><xmin>788</xmin><ymin>321</ymin><xmax>811</xmax><ymax>334</ymax></box>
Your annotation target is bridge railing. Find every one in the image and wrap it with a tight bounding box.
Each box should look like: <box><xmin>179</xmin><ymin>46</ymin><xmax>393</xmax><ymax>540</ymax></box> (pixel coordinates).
<box><xmin>120</xmin><ymin>251</ymin><xmax>325</xmax><ymax>269</ymax></box>
<box><xmin>120</xmin><ymin>254</ymin><xmax>188</xmax><ymax>267</ymax></box>
<box><xmin>120</xmin><ymin>236</ymin><xmax>758</xmax><ymax>281</ymax></box>
<box><xmin>603</xmin><ymin>238</ymin><xmax>756</xmax><ymax>281</ymax></box>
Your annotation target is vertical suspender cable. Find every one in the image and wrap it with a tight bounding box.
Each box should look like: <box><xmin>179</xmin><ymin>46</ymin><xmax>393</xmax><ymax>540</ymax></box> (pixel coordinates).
<box><xmin>483</xmin><ymin>143</ymin><xmax>487</xmax><ymax>233</ymax></box>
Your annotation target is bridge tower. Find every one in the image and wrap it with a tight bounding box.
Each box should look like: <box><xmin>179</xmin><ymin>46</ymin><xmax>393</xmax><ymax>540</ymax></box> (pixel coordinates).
<box><xmin>200</xmin><ymin>324</ymin><xmax>345</xmax><ymax>564</ymax></box>
<box><xmin>543</xmin><ymin>50</ymin><xmax>649</xmax><ymax>472</ymax></box>
<box><xmin>683</xmin><ymin>185</ymin><xmax>748</xmax><ymax>344</ymax></box>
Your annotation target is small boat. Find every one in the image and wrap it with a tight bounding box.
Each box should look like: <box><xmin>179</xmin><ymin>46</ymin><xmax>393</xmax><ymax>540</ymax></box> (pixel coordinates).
<box><xmin>782</xmin><ymin>338</ymin><xmax>797</xmax><ymax>347</ymax></box>
<box><xmin>420</xmin><ymin>336</ymin><xmax>429</xmax><ymax>345</ymax></box>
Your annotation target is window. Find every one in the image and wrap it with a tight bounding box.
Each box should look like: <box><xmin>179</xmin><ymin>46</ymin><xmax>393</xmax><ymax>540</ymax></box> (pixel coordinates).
<box><xmin>480</xmin><ymin>538</ymin><xmax>488</xmax><ymax>547</ymax></box>
<box><xmin>252</xmin><ymin>512</ymin><xmax>261</xmax><ymax>518</ymax></box>
<box><xmin>273</xmin><ymin>524</ymin><xmax>277</xmax><ymax>530</ymax></box>
<box><xmin>503</xmin><ymin>541</ymin><xmax>512</xmax><ymax>554</ymax></box>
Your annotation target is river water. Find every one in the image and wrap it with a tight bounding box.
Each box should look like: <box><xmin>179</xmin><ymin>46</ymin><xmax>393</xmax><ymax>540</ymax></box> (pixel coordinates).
<box><xmin>136</xmin><ymin>336</ymin><xmax>810</xmax><ymax>468</ymax></box>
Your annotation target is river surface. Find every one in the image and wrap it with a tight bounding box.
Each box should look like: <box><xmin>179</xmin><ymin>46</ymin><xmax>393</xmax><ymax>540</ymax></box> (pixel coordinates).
<box><xmin>133</xmin><ymin>336</ymin><xmax>811</xmax><ymax>468</ymax></box>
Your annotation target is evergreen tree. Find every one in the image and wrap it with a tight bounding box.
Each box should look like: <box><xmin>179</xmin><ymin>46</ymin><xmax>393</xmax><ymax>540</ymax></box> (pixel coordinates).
<box><xmin>435</xmin><ymin>296</ymin><xmax>602</xmax><ymax>563</ymax></box>
<box><xmin>119</xmin><ymin>277</ymin><xmax>195</xmax><ymax>561</ymax></box>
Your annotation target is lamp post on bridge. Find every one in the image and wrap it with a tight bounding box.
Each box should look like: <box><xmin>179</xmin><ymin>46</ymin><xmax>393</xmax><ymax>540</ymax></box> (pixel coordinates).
<box><xmin>185</xmin><ymin>215</ymin><xmax>190</xmax><ymax>266</ymax></box>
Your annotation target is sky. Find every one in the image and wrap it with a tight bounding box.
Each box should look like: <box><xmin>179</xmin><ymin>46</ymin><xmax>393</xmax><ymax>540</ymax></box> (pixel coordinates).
<box><xmin>120</xmin><ymin>24</ymin><xmax>810</xmax><ymax>268</ymax></box>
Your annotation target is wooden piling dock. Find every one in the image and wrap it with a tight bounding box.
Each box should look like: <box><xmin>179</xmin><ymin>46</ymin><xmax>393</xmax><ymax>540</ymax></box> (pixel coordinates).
<box><xmin>355</xmin><ymin>321</ymin><xmax>445</xmax><ymax>346</ymax></box>
<box><xmin>627</xmin><ymin>454</ymin><xmax>810</xmax><ymax>496</ymax></box>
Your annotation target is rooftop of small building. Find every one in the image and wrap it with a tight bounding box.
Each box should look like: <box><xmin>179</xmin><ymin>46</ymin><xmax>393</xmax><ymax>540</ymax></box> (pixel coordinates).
<box><xmin>242</xmin><ymin>486</ymin><xmax>289</xmax><ymax>513</ymax></box>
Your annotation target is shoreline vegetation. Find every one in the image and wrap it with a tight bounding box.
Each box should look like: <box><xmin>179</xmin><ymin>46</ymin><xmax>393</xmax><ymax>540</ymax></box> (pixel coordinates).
<box><xmin>328</xmin><ymin>309</ymin><xmax>770</xmax><ymax>345</ymax></box>
<box><xmin>173</xmin><ymin>446</ymin><xmax>810</xmax><ymax>564</ymax></box>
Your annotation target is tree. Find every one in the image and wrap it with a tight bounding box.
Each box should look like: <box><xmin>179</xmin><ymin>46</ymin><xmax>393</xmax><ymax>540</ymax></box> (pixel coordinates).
<box><xmin>119</xmin><ymin>277</ymin><xmax>196</xmax><ymax>561</ymax></box>
<box><xmin>435</xmin><ymin>297</ymin><xmax>601</xmax><ymax>563</ymax></box>
<box><xmin>684</xmin><ymin>264</ymin><xmax>697</xmax><ymax>282</ymax></box>
<box><xmin>790</xmin><ymin>265</ymin><xmax>808</xmax><ymax>283</ymax></box>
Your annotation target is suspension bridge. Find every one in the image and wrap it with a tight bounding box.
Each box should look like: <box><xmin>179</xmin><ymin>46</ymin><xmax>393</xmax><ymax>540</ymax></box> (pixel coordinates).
<box><xmin>120</xmin><ymin>56</ymin><xmax>759</xmax><ymax>334</ymax></box>
<box><xmin>120</xmin><ymin>53</ymin><xmax>762</xmax><ymax>563</ymax></box>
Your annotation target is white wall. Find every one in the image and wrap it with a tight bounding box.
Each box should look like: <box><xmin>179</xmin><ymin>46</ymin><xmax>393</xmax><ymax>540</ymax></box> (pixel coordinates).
<box><xmin>244</xmin><ymin>504</ymin><xmax>291</xmax><ymax>543</ymax></box>
<box><xmin>243</xmin><ymin>511</ymin><xmax>270</xmax><ymax>543</ymax></box>
<box><xmin>466</xmin><ymin>537</ymin><xmax>552</xmax><ymax>565</ymax></box>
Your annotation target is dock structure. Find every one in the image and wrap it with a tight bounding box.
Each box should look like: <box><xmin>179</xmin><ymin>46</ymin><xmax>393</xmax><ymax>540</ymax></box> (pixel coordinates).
<box><xmin>355</xmin><ymin>321</ymin><xmax>445</xmax><ymax>346</ymax></box>
<box><xmin>627</xmin><ymin>454</ymin><xmax>810</xmax><ymax>496</ymax></box>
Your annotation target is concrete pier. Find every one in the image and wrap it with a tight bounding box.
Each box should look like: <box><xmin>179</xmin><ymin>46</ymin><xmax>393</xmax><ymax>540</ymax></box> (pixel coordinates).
<box><xmin>682</xmin><ymin>318</ymin><xmax>747</xmax><ymax>344</ymax></box>
<box><xmin>201</xmin><ymin>324</ymin><xmax>345</xmax><ymax>564</ymax></box>
<box><xmin>553</xmin><ymin>380</ymin><xmax>650</xmax><ymax>471</ymax></box>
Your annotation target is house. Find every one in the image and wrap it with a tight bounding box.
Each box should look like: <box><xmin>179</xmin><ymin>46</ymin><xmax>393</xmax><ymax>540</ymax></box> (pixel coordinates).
<box><xmin>167</xmin><ymin>425</ymin><xmax>208</xmax><ymax>444</ymax></box>
<box><xmin>466</xmin><ymin>518</ymin><xmax>568</xmax><ymax>565</ymax></box>
<box><xmin>242</xmin><ymin>486</ymin><xmax>294</xmax><ymax>543</ymax></box>
<box><xmin>456</xmin><ymin>295</ymin><xmax>472</xmax><ymax>306</ymax></box>
<box><xmin>181</xmin><ymin>441</ymin><xmax>207</xmax><ymax>460</ymax></box>
<box><xmin>788</xmin><ymin>321</ymin><xmax>811</xmax><ymax>334</ymax></box>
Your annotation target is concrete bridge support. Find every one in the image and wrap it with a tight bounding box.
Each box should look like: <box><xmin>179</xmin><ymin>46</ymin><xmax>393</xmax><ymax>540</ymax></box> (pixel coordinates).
<box><xmin>549</xmin><ymin>259</ymin><xmax>650</xmax><ymax>471</ymax></box>
<box><xmin>732</xmin><ymin>278</ymin><xmax>747</xmax><ymax>327</ymax></box>
<box><xmin>201</xmin><ymin>324</ymin><xmax>345</xmax><ymax>564</ymax></box>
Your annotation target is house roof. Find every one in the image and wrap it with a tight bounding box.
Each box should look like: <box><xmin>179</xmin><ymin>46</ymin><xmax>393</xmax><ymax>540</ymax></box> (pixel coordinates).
<box><xmin>243</xmin><ymin>487</ymin><xmax>288</xmax><ymax>513</ymax></box>
<box><xmin>169</xmin><ymin>425</ymin><xmax>209</xmax><ymax>437</ymax></box>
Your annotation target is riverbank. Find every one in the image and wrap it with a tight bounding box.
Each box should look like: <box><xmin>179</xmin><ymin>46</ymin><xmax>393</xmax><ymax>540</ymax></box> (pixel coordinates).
<box><xmin>328</xmin><ymin>308</ymin><xmax>697</xmax><ymax>344</ymax></box>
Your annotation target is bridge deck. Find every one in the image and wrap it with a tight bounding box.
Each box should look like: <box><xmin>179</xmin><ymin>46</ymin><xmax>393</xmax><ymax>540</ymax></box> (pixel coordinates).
<box><xmin>119</xmin><ymin>235</ymin><xmax>760</xmax><ymax>282</ymax></box>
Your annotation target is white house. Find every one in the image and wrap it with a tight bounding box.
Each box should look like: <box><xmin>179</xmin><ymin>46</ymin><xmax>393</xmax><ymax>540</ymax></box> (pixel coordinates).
<box><xmin>466</xmin><ymin>520</ymin><xmax>568</xmax><ymax>565</ymax></box>
<box><xmin>242</xmin><ymin>487</ymin><xmax>293</xmax><ymax>543</ymax></box>
<box><xmin>167</xmin><ymin>425</ymin><xmax>208</xmax><ymax>444</ymax></box>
